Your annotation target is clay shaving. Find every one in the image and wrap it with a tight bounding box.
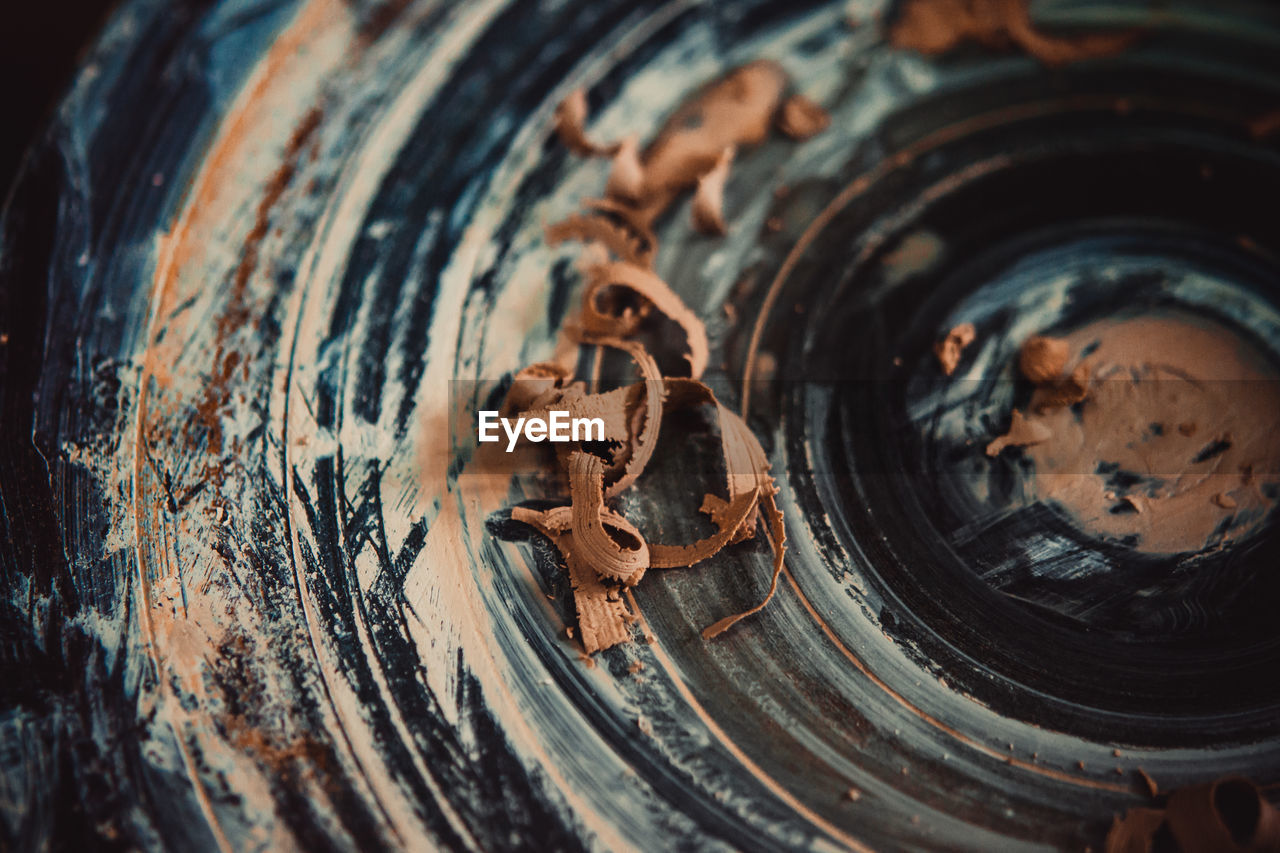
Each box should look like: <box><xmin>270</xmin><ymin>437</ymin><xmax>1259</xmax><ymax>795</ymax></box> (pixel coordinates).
<box><xmin>553</xmin><ymin>89</ymin><xmax>620</xmax><ymax>157</ymax></box>
<box><xmin>889</xmin><ymin>0</ymin><xmax>1138</xmax><ymax>67</ymax></box>
<box><xmin>1106</xmin><ymin>775</ymin><xmax>1280</xmax><ymax>853</ymax></box>
<box><xmin>777</xmin><ymin>94</ymin><xmax>831</xmax><ymax>140</ymax></box>
<box><xmin>935</xmin><ymin>322</ymin><xmax>976</xmax><ymax>376</ymax></box>
<box><xmin>505</xmin><ymin>63</ymin><xmax>827</xmax><ymax>652</ymax></box>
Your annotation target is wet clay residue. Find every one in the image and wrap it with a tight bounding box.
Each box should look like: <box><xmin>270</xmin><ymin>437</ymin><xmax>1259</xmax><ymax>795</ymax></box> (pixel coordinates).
<box><xmin>1106</xmin><ymin>776</ymin><xmax>1280</xmax><ymax>853</ymax></box>
<box><xmin>888</xmin><ymin>0</ymin><xmax>1138</xmax><ymax>67</ymax></box>
<box><xmin>504</xmin><ymin>64</ymin><xmax>830</xmax><ymax>653</ymax></box>
<box><xmin>934</xmin><ymin>322</ymin><xmax>976</xmax><ymax>376</ymax></box>
<box><xmin>989</xmin><ymin>314</ymin><xmax>1280</xmax><ymax>554</ymax></box>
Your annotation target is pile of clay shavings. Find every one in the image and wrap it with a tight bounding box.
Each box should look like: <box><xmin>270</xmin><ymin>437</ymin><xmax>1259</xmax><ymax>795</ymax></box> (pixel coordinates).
<box><xmin>500</xmin><ymin>62</ymin><xmax>829</xmax><ymax>654</ymax></box>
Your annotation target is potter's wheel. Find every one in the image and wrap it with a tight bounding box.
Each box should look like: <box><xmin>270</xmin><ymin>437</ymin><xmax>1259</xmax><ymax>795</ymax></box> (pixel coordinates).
<box><xmin>3</xmin><ymin>0</ymin><xmax>1280</xmax><ymax>850</ymax></box>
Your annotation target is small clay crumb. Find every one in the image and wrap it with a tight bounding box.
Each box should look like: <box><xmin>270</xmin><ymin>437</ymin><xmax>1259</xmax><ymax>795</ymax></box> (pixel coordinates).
<box><xmin>1115</xmin><ymin>767</ymin><xmax>1124</xmax><ymax>776</ymax></box>
<box><xmin>1019</xmin><ymin>335</ymin><xmax>1070</xmax><ymax>384</ymax></box>
<box><xmin>578</xmin><ymin>652</ymin><xmax>596</xmax><ymax>668</ymax></box>
<box><xmin>627</xmin><ymin>660</ymin><xmax>644</xmax><ymax>674</ymax></box>
<box><xmin>1213</xmin><ymin>492</ymin><xmax>1237</xmax><ymax>509</ymax></box>
<box><xmin>934</xmin><ymin>322</ymin><xmax>976</xmax><ymax>376</ymax></box>
<box><xmin>901</xmin><ymin>767</ymin><xmax>909</xmax><ymax>776</ymax></box>
<box><xmin>566</xmin><ymin>626</ymin><xmax>575</xmax><ymax>639</ymax></box>
<box><xmin>772</xmin><ymin>184</ymin><xmax>790</xmax><ymax>199</ymax></box>
<box><xmin>1178</xmin><ymin>422</ymin><xmax>1198</xmax><ymax>437</ymax></box>
<box><xmin>1112</xmin><ymin>749</ymin><xmax>1122</xmax><ymax>757</ymax></box>
<box><xmin>765</xmin><ymin>216</ymin><xmax>783</xmax><ymax>233</ymax></box>
<box><xmin>986</xmin><ymin>409</ymin><xmax>1052</xmax><ymax>457</ymax></box>
<box><xmin>1136</xmin><ymin>767</ymin><xmax>1158</xmax><ymax>797</ymax></box>
<box><xmin>1076</xmin><ymin>760</ymin><xmax>1086</xmax><ymax>771</ymax></box>
<box><xmin>1122</xmin><ymin>495</ymin><xmax>1145</xmax><ymax>514</ymax></box>
<box><xmin>845</xmin><ymin>787</ymin><xmax>862</xmax><ymax>802</ymax></box>
<box><xmin>1031</xmin><ymin>752</ymin><xmax>1039</xmax><ymax>760</ymax></box>
<box><xmin>777</xmin><ymin>94</ymin><xmax>831</xmax><ymax>140</ymax></box>
<box><xmin>637</xmin><ymin>715</ymin><xmax>652</xmax><ymax>735</ymax></box>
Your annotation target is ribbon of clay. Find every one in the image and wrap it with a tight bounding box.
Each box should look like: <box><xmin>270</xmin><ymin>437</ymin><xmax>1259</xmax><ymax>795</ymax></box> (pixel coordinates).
<box><xmin>596</xmin><ymin>339</ymin><xmax>666</xmax><ymax>498</ymax></box>
<box><xmin>580</xmin><ymin>262</ymin><xmax>709</xmax><ymax>379</ymax></box>
<box><xmin>553</xmin><ymin>89</ymin><xmax>620</xmax><ymax>157</ymax></box>
<box><xmin>519</xmin><ymin>385</ymin><xmax>634</xmax><ymax>444</ymax></box>
<box><xmin>648</xmin><ymin>488</ymin><xmax>760</xmax><ymax>568</ymax></box>
<box><xmin>569</xmin><ymin>450</ymin><xmax>649</xmax><ymax>586</ymax></box>
<box><xmin>564</xmin><ymin>539</ymin><xmax>636</xmax><ymax>652</ymax></box>
<box><xmin>701</xmin><ymin>489</ymin><xmax>787</xmax><ymax>640</ymax></box>
<box><xmin>509</xmin><ymin>507</ymin><xmax>638</xmax><ymax>653</ymax></box>
<box><xmin>545</xmin><ymin>209</ymin><xmax>655</xmax><ymax>269</ymax></box>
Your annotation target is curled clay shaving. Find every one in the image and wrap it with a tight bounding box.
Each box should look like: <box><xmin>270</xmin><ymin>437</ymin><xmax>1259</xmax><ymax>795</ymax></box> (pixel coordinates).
<box><xmin>606</xmin><ymin>135</ymin><xmax>646</xmax><ymax>203</ymax></box>
<box><xmin>985</xmin><ymin>408</ymin><xmax>1052</xmax><ymax>456</ymax></box>
<box><xmin>691</xmin><ymin>147</ymin><xmax>736</xmax><ymax>236</ymax></box>
<box><xmin>569</xmin><ymin>450</ymin><xmax>649</xmax><ymax>585</ymax></box>
<box><xmin>507</xmin><ymin>62</ymin><xmax>797</xmax><ymax>653</ymax></box>
<box><xmin>647</xmin><ymin>489</ymin><xmax>760</xmax><ymax>568</ymax></box>
<box><xmin>702</xmin><ymin>490</ymin><xmax>787</xmax><ymax>639</ymax></box>
<box><xmin>564</xmin><ymin>543</ymin><xmax>636</xmax><ymax>652</ymax></box>
<box><xmin>579</xmin><ymin>261</ymin><xmax>709</xmax><ymax>379</ymax></box>
<box><xmin>777</xmin><ymin>94</ymin><xmax>831</xmax><ymax>140</ymax></box>
<box><xmin>889</xmin><ymin>0</ymin><xmax>1137</xmax><ymax>67</ymax></box>
<box><xmin>585</xmin><ymin>338</ymin><xmax>666</xmax><ymax>499</ymax></box>
<box><xmin>1106</xmin><ymin>776</ymin><xmax>1280</xmax><ymax>853</ymax></box>
<box><xmin>661</xmin><ymin>379</ymin><xmax>787</xmax><ymax>637</ymax></box>
<box><xmin>554</xmin><ymin>88</ymin><xmax>620</xmax><ymax>157</ymax></box>
<box><xmin>510</xmin><ymin>506</ymin><xmax>639</xmax><ymax>653</ymax></box>
<box><xmin>934</xmin><ymin>322</ymin><xmax>976</xmax><ymax>376</ymax></box>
